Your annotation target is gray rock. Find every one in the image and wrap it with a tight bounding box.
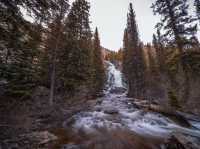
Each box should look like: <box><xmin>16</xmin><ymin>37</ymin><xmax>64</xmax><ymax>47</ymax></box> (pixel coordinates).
<box><xmin>110</xmin><ymin>87</ymin><xmax>126</xmax><ymax>94</ymax></box>
<box><xmin>62</xmin><ymin>144</ymin><xmax>81</xmax><ymax>149</ymax></box>
<box><xmin>173</xmin><ymin>133</ymin><xmax>200</xmax><ymax>149</ymax></box>
<box><xmin>63</xmin><ymin>117</ymin><xmax>76</xmax><ymax>127</ymax></box>
<box><xmin>104</xmin><ymin>108</ymin><xmax>118</xmax><ymax>114</ymax></box>
<box><xmin>165</xmin><ymin>136</ymin><xmax>186</xmax><ymax>149</ymax></box>
<box><xmin>94</xmin><ymin>106</ymin><xmax>102</xmax><ymax>112</ymax></box>
<box><xmin>96</xmin><ymin>99</ymin><xmax>103</xmax><ymax>104</ymax></box>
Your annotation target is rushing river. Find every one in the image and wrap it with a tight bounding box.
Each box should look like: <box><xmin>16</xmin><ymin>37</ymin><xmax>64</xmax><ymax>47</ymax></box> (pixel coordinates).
<box><xmin>66</xmin><ymin>61</ymin><xmax>200</xmax><ymax>148</ymax></box>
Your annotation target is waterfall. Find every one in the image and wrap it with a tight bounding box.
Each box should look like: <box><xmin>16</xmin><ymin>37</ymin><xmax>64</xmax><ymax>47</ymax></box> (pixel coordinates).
<box><xmin>105</xmin><ymin>61</ymin><xmax>125</xmax><ymax>93</ymax></box>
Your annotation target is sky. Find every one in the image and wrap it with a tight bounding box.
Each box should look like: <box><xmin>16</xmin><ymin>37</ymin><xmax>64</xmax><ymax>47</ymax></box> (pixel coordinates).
<box><xmin>87</xmin><ymin>0</ymin><xmax>199</xmax><ymax>51</ymax></box>
<box><xmin>88</xmin><ymin>0</ymin><xmax>159</xmax><ymax>51</ymax></box>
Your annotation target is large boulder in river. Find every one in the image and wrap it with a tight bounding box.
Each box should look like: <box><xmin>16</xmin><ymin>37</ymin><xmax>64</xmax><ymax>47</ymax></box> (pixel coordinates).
<box><xmin>110</xmin><ymin>87</ymin><xmax>126</xmax><ymax>94</ymax></box>
<box><xmin>62</xmin><ymin>143</ymin><xmax>82</xmax><ymax>149</ymax></box>
<box><xmin>104</xmin><ymin>107</ymin><xmax>118</xmax><ymax>114</ymax></box>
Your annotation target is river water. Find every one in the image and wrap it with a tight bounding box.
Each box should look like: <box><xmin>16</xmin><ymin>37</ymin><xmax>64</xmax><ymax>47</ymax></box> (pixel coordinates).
<box><xmin>69</xmin><ymin>61</ymin><xmax>200</xmax><ymax>146</ymax></box>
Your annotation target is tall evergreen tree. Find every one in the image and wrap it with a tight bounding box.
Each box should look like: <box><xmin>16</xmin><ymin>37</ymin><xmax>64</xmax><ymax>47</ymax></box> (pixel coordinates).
<box><xmin>93</xmin><ymin>27</ymin><xmax>105</xmax><ymax>94</ymax></box>
<box><xmin>152</xmin><ymin>0</ymin><xmax>197</xmax><ymax>53</ymax></box>
<box><xmin>47</xmin><ymin>0</ymin><xmax>69</xmax><ymax>105</ymax></box>
<box><xmin>122</xmin><ymin>3</ymin><xmax>146</xmax><ymax>98</ymax></box>
<box><xmin>153</xmin><ymin>29</ymin><xmax>165</xmax><ymax>72</ymax></box>
<box><xmin>152</xmin><ymin>0</ymin><xmax>198</xmax><ymax>104</ymax></box>
<box><xmin>146</xmin><ymin>44</ymin><xmax>157</xmax><ymax>74</ymax></box>
<box><xmin>62</xmin><ymin>0</ymin><xmax>93</xmax><ymax>91</ymax></box>
<box><xmin>0</xmin><ymin>1</ymin><xmax>43</xmax><ymax>96</ymax></box>
<box><xmin>0</xmin><ymin>0</ymin><xmax>69</xmax><ymax>100</ymax></box>
<box><xmin>122</xmin><ymin>29</ymin><xmax>129</xmax><ymax>79</ymax></box>
<box><xmin>153</xmin><ymin>34</ymin><xmax>159</xmax><ymax>52</ymax></box>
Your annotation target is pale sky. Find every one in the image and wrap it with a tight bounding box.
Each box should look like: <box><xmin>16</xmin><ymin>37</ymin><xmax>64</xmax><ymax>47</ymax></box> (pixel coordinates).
<box><xmin>87</xmin><ymin>0</ymin><xmax>199</xmax><ymax>51</ymax></box>
<box><xmin>88</xmin><ymin>0</ymin><xmax>159</xmax><ymax>51</ymax></box>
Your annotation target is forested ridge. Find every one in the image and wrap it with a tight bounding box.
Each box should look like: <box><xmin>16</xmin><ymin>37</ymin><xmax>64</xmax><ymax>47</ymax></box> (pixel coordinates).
<box><xmin>1</xmin><ymin>0</ymin><xmax>200</xmax><ymax>149</ymax></box>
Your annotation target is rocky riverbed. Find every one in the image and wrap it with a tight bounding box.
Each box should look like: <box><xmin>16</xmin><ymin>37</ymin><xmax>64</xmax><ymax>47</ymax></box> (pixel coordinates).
<box><xmin>1</xmin><ymin>62</ymin><xmax>200</xmax><ymax>149</ymax></box>
<box><xmin>60</xmin><ymin>62</ymin><xmax>200</xmax><ymax>149</ymax></box>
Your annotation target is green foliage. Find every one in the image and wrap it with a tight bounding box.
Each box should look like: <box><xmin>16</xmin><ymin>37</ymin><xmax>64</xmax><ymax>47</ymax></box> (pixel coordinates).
<box><xmin>168</xmin><ymin>90</ymin><xmax>181</xmax><ymax>109</ymax></box>
<box><xmin>122</xmin><ymin>3</ymin><xmax>146</xmax><ymax>98</ymax></box>
<box><xmin>152</xmin><ymin>0</ymin><xmax>197</xmax><ymax>53</ymax></box>
<box><xmin>165</xmin><ymin>48</ymin><xmax>180</xmax><ymax>74</ymax></box>
<box><xmin>92</xmin><ymin>28</ymin><xmax>105</xmax><ymax>94</ymax></box>
<box><xmin>181</xmin><ymin>51</ymin><xmax>200</xmax><ymax>75</ymax></box>
<box><xmin>59</xmin><ymin>0</ymin><xmax>93</xmax><ymax>92</ymax></box>
<box><xmin>0</xmin><ymin>0</ymin><xmax>60</xmax><ymax>97</ymax></box>
<box><xmin>152</xmin><ymin>29</ymin><xmax>166</xmax><ymax>73</ymax></box>
<box><xmin>165</xmin><ymin>49</ymin><xmax>200</xmax><ymax>76</ymax></box>
<box><xmin>0</xmin><ymin>2</ymin><xmax>41</xmax><ymax>96</ymax></box>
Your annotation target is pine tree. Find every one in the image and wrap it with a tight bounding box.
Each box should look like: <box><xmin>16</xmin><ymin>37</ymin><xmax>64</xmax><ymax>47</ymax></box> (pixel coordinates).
<box><xmin>122</xmin><ymin>29</ymin><xmax>129</xmax><ymax>79</ymax></box>
<box><xmin>61</xmin><ymin>0</ymin><xmax>93</xmax><ymax>92</ymax></box>
<box><xmin>93</xmin><ymin>27</ymin><xmax>105</xmax><ymax>94</ymax></box>
<box><xmin>146</xmin><ymin>44</ymin><xmax>157</xmax><ymax>74</ymax></box>
<box><xmin>152</xmin><ymin>0</ymin><xmax>198</xmax><ymax>104</ymax></box>
<box><xmin>0</xmin><ymin>1</ymin><xmax>42</xmax><ymax>97</ymax></box>
<box><xmin>152</xmin><ymin>29</ymin><xmax>165</xmax><ymax>72</ymax></box>
<box><xmin>41</xmin><ymin>0</ymin><xmax>69</xmax><ymax>105</ymax></box>
<box><xmin>0</xmin><ymin>0</ymin><xmax>69</xmax><ymax>100</ymax></box>
<box><xmin>152</xmin><ymin>0</ymin><xmax>197</xmax><ymax>53</ymax></box>
<box><xmin>122</xmin><ymin>3</ymin><xmax>146</xmax><ymax>98</ymax></box>
<box><xmin>152</xmin><ymin>34</ymin><xmax>159</xmax><ymax>52</ymax></box>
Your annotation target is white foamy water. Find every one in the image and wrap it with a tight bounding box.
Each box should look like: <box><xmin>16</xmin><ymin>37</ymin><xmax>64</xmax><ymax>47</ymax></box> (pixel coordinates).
<box><xmin>105</xmin><ymin>61</ymin><xmax>123</xmax><ymax>90</ymax></box>
<box><xmin>71</xmin><ymin>61</ymin><xmax>200</xmax><ymax>139</ymax></box>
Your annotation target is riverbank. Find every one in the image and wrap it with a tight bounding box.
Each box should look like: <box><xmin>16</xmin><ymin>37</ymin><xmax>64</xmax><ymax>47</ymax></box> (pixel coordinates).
<box><xmin>0</xmin><ymin>90</ymin><xmax>97</xmax><ymax>149</ymax></box>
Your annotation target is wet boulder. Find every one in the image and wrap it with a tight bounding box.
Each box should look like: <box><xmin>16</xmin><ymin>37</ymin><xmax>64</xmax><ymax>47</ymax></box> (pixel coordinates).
<box><xmin>104</xmin><ymin>107</ymin><xmax>118</xmax><ymax>114</ymax></box>
<box><xmin>62</xmin><ymin>143</ymin><xmax>82</xmax><ymax>149</ymax></box>
<box><xmin>110</xmin><ymin>87</ymin><xmax>126</xmax><ymax>94</ymax></box>
<box><xmin>94</xmin><ymin>106</ymin><xmax>102</xmax><ymax>112</ymax></box>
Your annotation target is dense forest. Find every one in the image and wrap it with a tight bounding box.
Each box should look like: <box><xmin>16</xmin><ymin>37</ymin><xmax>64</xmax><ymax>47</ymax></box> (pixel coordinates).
<box><xmin>0</xmin><ymin>0</ymin><xmax>105</xmax><ymax>103</ymax></box>
<box><xmin>122</xmin><ymin>1</ymin><xmax>200</xmax><ymax>114</ymax></box>
<box><xmin>1</xmin><ymin>0</ymin><xmax>200</xmax><ymax>149</ymax></box>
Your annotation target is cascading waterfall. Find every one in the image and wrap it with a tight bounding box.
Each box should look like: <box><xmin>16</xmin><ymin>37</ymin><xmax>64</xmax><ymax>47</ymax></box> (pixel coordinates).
<box><xmin>71</xmin><ymin>61</ymin><xmax>200</xmax><ymax>141</ymax></box>
<box><xmin>104</xmin><ymin>61</ymin><xmax>125</xmax><ymax>93</ymax></box>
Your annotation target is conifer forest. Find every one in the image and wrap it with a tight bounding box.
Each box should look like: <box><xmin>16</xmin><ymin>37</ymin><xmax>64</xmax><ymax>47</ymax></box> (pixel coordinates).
<box><xmin>1</xmin><ymin>0</ymin><xmax>200</xmax><ymax>149</ymax></box>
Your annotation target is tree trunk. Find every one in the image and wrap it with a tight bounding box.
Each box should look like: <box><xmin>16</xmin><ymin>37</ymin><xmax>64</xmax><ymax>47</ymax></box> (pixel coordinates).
<box><xmin>49</xmin><ymin>49</ymin><xmax>56</xmax><ymax>106</ymax></box>
<box><xmin>49</xmin><ymin>33</ymin><xmax>60</xmax><ymax>106</ymax></box>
